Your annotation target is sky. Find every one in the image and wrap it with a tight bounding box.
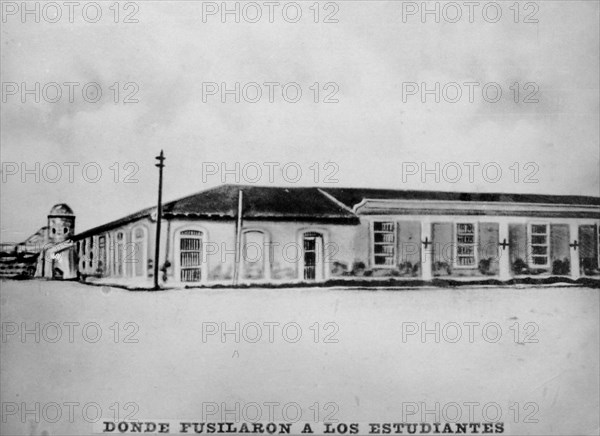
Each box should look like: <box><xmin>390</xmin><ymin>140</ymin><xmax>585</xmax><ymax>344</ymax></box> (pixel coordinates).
<box><xmin>1</xmin><ymin>0</ymin><xmax>599</xmax><ymax>241</ymax></box>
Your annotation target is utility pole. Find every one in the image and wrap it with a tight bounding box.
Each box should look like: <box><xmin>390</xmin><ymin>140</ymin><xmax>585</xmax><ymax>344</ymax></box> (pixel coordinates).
<box><xmin>232</xmin><ymin>190</ymin><xmax>243</xmax><ymax>286</ymax></box>
<box><xmin>153</xmin><ymin>150</ymin><xmax>165</xmax><ymax>290</ymax></box>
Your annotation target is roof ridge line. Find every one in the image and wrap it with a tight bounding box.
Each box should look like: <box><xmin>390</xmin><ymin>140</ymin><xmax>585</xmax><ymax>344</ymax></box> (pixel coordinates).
<box><xmin>317</xmin><ymin>188</ymin><xmax>358</xmax><ymax>215</ymax></box>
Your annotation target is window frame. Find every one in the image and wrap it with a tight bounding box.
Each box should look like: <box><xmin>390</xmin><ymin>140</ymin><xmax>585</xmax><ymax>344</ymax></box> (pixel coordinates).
<box><xmin>78</xmin><ymin>240</ymin><xmax>85</xmax><ymax>269</ymax></box>
<box><xmin>173</xmin><ymin>226</ymin><xmax>208</xmax><ymax>284</ymax></box>
<box><xmin>98</xmin><ymin>235</ymin><xmax>106</xmax><ymax>274</ymax></box>
<box><xmin>114</xmin><ymin>231</ymin><xmax>125</xmax><ymax>276</ymax></box>
<box><xmin>453</xmin><ymin>222</ymin><xmax>479</xmax><ymax>269</ymax></box>
<box><xmin>179</xmin><ymin>230</ymin><xmax>203</xmax><ymax>282</ymax></box>
<box><xmin>301</xmin><ymin>231</ymin><xmax>325</xmax><ymax>281</ymax></box>
<box><xmin>371</xmin><ymin>221</ymin><xmax>397</xmax><ymax>268</ymax></box>
<box><xmin>597</xmin><ymin>223</ymin><xmax>600</xmax><ymax>271</ymax></box>
<box><xmin>131</xmin><ymin>225</ymin><xmax>148</xmax><ymax>278</ymax></box>
<box><xmin>528</xmin><ymin>222</ymin><xmax>550</xmax><ymax>268</ymax></box>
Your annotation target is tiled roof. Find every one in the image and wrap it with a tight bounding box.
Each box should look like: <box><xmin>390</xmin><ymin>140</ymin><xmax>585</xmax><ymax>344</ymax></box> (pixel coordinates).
<box><xmin>73</xmin><ymin>184</ymin><xmax>600</xmax><ymax>239</ymax></box>
<box><xmin>322</xmin><ymin>187</ymin><xmax>600</xmax><ymax>208</ymax></box>
<box><xmin>74</xmin><ymin>185</ymin><xmax>358</xmax><ymax>238</ymax></box>
<box><xmin>162</xmin><ymin>185</ymin><xmax>357</xmax><ymax>220</ymax></box>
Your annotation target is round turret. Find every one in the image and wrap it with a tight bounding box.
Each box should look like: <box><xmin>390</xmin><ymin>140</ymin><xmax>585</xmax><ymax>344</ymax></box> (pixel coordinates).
<box><xmin>49</xmin><ymin>204</ymin><xmax>74</xmax><ymax>217</ymax></box>
<box><xmin>48</xmin><ymin>204</ymin><xmax>75</xmax><ymax>243</ymax></box>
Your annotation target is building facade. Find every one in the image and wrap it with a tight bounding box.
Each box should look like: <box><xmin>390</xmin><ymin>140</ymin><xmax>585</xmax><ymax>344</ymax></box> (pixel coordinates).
<box><xmin>35</xmin><ymin>204</ymin><xmax>78</xmax><ymax>279</ymax></box>
<box><xmin>0</xmin><ymin>204</ymin><xmax>79</xmax><ymax>279</ymax></box>
<box><xmin>65</xmin><ymin>185</ymin><xmax>600</xmax><ymax>287</ymax></box>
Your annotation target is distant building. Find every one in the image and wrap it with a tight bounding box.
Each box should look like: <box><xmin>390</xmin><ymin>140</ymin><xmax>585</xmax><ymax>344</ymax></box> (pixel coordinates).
<box><xmin>35</xmin><ymin>204</ymin><xmax>78</xmax><ymax>279</ymax></box>
<box><xmin>47</xmin><ymin>203</ymin><xmax>76</xmax><ymax>243</ymax></box>
<box><xmin>1</xmin><ymin>204</ymin><xmax>77</xmax><ymax>279</ymax></box>
<box><xmin>63</xmin><ymin>185</ymin><xmax>600</xmax><ymax>287</ymax></box>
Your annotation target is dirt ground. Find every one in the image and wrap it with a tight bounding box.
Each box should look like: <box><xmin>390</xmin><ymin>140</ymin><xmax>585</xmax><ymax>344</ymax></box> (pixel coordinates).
<box><xmin>1</xmin><ymin>279</ymin><xmax>598</xmax><ymax>435</ymax></box>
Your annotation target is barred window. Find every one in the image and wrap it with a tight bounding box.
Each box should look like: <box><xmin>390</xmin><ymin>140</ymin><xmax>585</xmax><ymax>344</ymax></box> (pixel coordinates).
<box><xmin>179</xmin><ymin>230</ymin><xmax>203</xmax><ymax>282</ymax></box>
<box><xmin>115</xmin><ymin>232</ymin><xmax>124</xmax><ymax>276</ymax></box>
<box><xmin>98</xmin><ymin>236</ymin><xmax>106</xmax><ymax>271</ymax></box>
<box><xmin>455</xmin><ymin>223</ymin><xmax>477</xmax><ymax>267</ymax></box>
<box><xmin>373</xmin><ymin>222</ymin><xmax>396</xmax><ymax>267</ymax></box>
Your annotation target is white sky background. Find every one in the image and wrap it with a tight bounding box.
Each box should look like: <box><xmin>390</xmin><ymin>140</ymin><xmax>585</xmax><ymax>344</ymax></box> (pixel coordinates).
<box><xmin>1</xmin><ymin>0</ymin><xmax>599</xmax><ymax>241</ymax></box>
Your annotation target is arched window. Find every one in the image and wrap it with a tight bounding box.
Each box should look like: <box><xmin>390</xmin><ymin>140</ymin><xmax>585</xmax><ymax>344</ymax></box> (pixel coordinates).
<box><xmin>301</xmin><ymin>231</ymin><xmax>325</xmax><ymax>281</ymax></box>
<box><xmin>104</xmin><ymin>233</ymin><xmax>112</xmax><ymax>276</ymax></box>
<box><xmin>176</xmin><ymin>229</ymin><xmax>204</xmax><ymax>282</ymax></box>
<box><xmin>114</xmin><ymin>231</ymin><xmax>125</xmax><ymax>276</ymax></box>
<box><xmin>131</xmin><ymin>226</ymin><xmax>148</xmax><ymax>278</ymax></box>
<box><xmin>242</xmin><ymin>230</ymin><xmax>267</xmax><ymax>280</ymax></box>
<box><xmin>78</xmin><ymin>240</ymin><xmax>84</xmax><ymax>269</ymax></box>
<box><xmin>98</xmin><ymin>235</ymin><xmax>106</xmax><ymax>275</ymax></box>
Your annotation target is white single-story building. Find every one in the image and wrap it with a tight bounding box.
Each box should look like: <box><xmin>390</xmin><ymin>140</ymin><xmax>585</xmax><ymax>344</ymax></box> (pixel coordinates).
<box><xmin>63</xmin><ymin>184</ymin><xmax>599</xmax><ymax>287</ymax></box>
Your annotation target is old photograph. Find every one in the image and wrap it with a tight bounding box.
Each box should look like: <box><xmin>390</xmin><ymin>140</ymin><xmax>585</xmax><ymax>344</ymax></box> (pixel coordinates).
<box><xmin>1</xmin><ymin>1</ymin><xmax>599</xmax><ymax>435</ymax></box>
